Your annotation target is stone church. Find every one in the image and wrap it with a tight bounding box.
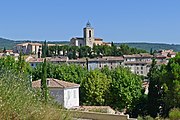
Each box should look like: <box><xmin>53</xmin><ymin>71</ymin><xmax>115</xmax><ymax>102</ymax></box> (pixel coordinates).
<box><xmin>70</xmin><ymin>21</ymin><xmax>111</xmax><ymax>48</ymax></box>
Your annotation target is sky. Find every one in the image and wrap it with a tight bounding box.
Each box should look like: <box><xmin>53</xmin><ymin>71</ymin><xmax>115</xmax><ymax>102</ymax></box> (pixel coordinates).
<box><xmin>0</xmin><ymin>0</ymin><xmax>180</xmax><ymax>44</ymax></box>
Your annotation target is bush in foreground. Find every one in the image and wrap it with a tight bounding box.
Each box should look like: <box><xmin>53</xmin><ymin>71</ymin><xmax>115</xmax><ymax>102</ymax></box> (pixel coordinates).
<box><xmin>0</xmin><ymin>70</ymin><xmax>71</xmax><ymax>120</ymax></box>
<box><xmin>169</xmin><ymin>108</ymin><xmax>180</xmax><ymax>120</ymax></box>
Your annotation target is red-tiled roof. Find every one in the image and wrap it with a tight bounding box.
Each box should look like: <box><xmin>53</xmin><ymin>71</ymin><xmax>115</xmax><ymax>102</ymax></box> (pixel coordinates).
<box><xmin>123</xmin><ymin>53</ymin><xmax>153</xmax><ymax>58</ymax></box>
<box><xmin>32</xmin><ymin>78</ymin><xmax>80</xmax><ymax>88</ymax></box>
<box><xmin>27</xmin><ymin>58</ymin><xmax>44</xmax><ymax>63</ymax></box>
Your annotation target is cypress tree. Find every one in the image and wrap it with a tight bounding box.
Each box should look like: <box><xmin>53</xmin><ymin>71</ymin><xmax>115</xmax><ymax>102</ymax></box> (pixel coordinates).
<box><xmin>147</xmin><ymin>59</ymin><xmax>162</xmax><ymax>117</ymax></box>
<box><xmin>3</xmin><ymin>47</ymin><xmax>6</xmax><ymax>53</ymax></box>
<box><xmin>41</xmin><ymin>58</ymin><xmax>48</xmax><ymax>102</ymax></box>
<box><xmin>42</xmin><ymin>40</ymin><xmax>48</xmax><ymax>58</ymax></box>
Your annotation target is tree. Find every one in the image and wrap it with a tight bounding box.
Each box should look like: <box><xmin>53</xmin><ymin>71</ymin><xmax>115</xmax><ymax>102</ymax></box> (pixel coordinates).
<box><xmin>3</xmin><ymin>47</ymin><xmax>6</xmax><ymax>53</ymax></box>
<box><xmin>80</xmin><ymin>69</ymin><xmax>111</xmax><ymax>105</ymax></box>
<box><xmin>0</xmin><ymin>55</ymin><xmax>31</xmax><ymax>75</ymax></box>
<box><xmin>42</xmin><ymin>40</ymin><xmax>48</xmax><ymax>58</ymax></box>
<box><xmin>78</xmin><ymin>46</ymin><xmax>91</xmax><ymax>58</ymax></box>
<box><xmin>68</xmin><ymin>46</ymin><xmax>78</xmax><ymax>59</ymax></box>
<box><xmin>17</xmin><ymin>51</ymin><xmax>32</xmax><ymax>74</ymax></box>
<box><xmin>162</xmin><ymin>53</ymin><xmax>180</xmax><ymax>116</ymax></box>
<box><xmin>41</xmin><ymin>58</ymin><xmax>48</xmax><ymax>102</ymax></box>
<box><xmin>32</xmin><ymin>62</ymin><xmax>87</xmax><ymax>84</ymax></box>
<box><xmin>106</xmin><ymin>66</ymin><xmax>142</xmax><ymax>111</ymax></box>
<box><xmin>150</xmin><ymin>48</ymin><xmax>153</xmax><ymax>55</ymax></box>
<box><xmin>147</xmin><ymin>59</ymin><xmax>163</xmax><ymax>117</ymax></box>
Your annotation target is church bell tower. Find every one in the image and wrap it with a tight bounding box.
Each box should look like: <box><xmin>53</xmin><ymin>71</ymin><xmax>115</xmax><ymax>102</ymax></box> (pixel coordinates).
<box><xmin>83</xmin><ymin>21</ymin><xmax>94</xmax><ymax>48</ymax></box>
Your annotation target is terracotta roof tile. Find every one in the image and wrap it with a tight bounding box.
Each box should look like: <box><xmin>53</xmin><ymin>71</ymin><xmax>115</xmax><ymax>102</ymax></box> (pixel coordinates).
<box><xmin>32</xmin><ymin>78</ymin><xmax>80</xmax><ymax>88</ymax></box>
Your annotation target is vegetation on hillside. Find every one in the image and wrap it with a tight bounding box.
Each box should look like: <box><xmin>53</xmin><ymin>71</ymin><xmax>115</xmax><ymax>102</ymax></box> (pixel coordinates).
<box><xmin>116</xmin><ymin>42</ymin><xmax>180</xmax><ymax>52</ymax></box>
<box><xmin>0</xmin><ymin>37</ymin><xmax>69</xmax><ymax>49</ymax></box>
<box><xmin>1</xmin><ymin>37</ymin><xmax>179</xmax><ymax>52</ymax></box>
<box><xmin>0</xmin><ymin>38</ymin><xmax>20</xmax><ymax>49</ymax></box>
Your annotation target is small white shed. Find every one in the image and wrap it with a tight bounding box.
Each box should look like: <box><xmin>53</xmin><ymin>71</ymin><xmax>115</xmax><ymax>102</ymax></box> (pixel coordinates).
<box><xmin>32</xmin><ymin>78</ymin><xmax>80</xmax><ymax>109</ymax></box>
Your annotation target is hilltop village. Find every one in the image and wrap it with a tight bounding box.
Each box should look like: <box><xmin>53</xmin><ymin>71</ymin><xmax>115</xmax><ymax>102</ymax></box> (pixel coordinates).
<box><xmin>4</xmin><ymin>22</ymin><xmax>176</xmax><ymax>77</ymax></box>
<box><xmin>0</xmin><ymin>22</ymin><xmax>179</xmax><ymax>120</ymax></box>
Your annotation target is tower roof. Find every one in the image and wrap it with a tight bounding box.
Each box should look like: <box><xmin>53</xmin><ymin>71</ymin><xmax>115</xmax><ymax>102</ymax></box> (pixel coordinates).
<box><xmin>86</xmin><ymin>21</ymin><xmax>91</xmax><ymax>27</ymax></box>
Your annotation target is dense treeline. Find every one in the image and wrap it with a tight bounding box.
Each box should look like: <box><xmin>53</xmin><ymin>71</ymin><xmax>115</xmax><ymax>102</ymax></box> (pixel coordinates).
<box><xmin>0</xmin><ymin>54</ymin><xmax>143</xmax><ymax>112</ymax></box>
<box><xmin>131</xmin><ymin>53</ymin><xmax>180</xmax><ymax>119</ymax></box>
<box><xmin>46</xmin><ymin>42</ymin><xmax>147</xmax><ymax>59</ymax></box>
<box><xmin>0</xmin><ymin>53</ymin><xmax>179</xmax><ymax>119</ymax></box>
<box><xmin>32</xmin><ymin>62</ymin><xmax>143</xmax><ymax>111</ymax></box>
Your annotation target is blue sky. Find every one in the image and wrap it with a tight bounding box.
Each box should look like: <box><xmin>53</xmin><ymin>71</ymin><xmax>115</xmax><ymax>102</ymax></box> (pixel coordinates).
<box><xmin>0</xmin><ymin>0</ymin><xmax>180</xmax><ymax>44</ymax></box>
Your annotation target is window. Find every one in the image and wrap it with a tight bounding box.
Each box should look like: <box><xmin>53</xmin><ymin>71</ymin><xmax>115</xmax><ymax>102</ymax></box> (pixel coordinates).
<box><xmin>31</xmin><ymin>63</ymin><xmax>34</xmax><ymax>66</ymax></box>
<box><xmin>67</xmin><ymin>91</ymin><xmax>70</xmax><ymax>99</ymax></box>
<box><xmin>137</xmin><ymin>67</ymin><xmax>139</xmax><ymax>70</ymax></box>
<box><xmin>73</xmin><ymin>90</ymin><xmax>76</xmax><ymax>98</ymax></box>
<box><xmin>141</xmin><ymin>71</ymin><xmax>143</xmax><ymax>74</ymax></box>
<box><xmin>89</xmin><ymin>30</ymin><xmax>91</xmax><ymax>37</ymax></box>
<box><xmin>141</xmin><ymin>66</ymin><xmax>143</xmax><ymax>70</ymax></box>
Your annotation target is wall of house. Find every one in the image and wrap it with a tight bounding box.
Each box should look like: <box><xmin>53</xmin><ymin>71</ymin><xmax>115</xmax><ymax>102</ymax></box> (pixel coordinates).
<box><xmin>88</xmin><ymin>61</ymin><xmax>98</xmax><ymax>70</ymax></box>
<box><xmin>124</xmin><ymin>64</ymin><xmax>150</xmax><ymax>76</ymax></box>
<box><xmin>70</xmin><ymin>38</ymin><xmax>85</xmax><ymax>47</ymax></box>
<box><xmin>64</xmin><ymin>87</ymin><xmax>79</xmax><ymax>109</ymax></box>
<box><xmin>50</xmin><ymin>88</ymin><xmax>64</xmax><ymax>106</ymax></box>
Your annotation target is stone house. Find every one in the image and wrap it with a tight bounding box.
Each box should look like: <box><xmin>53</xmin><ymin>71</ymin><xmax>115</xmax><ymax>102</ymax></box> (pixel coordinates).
<box><xmin>14</xmin><ymin>42</ymin><xmax>42</xmax><ymax>55</ymax></box>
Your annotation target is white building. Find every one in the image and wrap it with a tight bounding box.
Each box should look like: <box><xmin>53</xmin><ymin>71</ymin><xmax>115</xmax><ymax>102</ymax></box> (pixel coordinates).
<box><xmin>32</xmin><ymin>78</ymin><xmax>80</xmax><ymax>109</ymax></box>
<box><xmin>14</xmin><ymin>42</ymin><xmax>42</xmax><ymax>55</ymax></box>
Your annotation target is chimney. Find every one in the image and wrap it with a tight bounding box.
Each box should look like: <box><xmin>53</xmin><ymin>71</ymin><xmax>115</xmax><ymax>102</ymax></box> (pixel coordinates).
<box><xmin>47</xmin><ymin>79</ymin><xmax>50</xmax><ymax>86</ymax></box>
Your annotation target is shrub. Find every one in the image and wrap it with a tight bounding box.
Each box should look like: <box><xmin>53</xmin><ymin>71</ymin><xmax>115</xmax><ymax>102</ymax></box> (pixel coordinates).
<box><xmin>169</xmin><ymin>108</ymin><xmax>180</xmax><ymax>120</ymax></box>
<box><xmin>138</xmin><ymin>115</ymin><xmax>154</xmax><ymax>120</ymax></box>
<box><xmin>0</xmin><ymin>70</ymin><xmax>71</xmax><ymax>120</ymax></box>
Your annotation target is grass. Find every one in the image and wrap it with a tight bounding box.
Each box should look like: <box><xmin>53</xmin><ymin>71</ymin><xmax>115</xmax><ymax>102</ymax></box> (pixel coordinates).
<box><xmin>0</xmin><ymin>70</ymin><xmax>71</xmax><ymax>120</ymax></box>
<box><xmin>169</xmin><ymin>108</ymin><xmax>180</xmax><ymax>120</ymax></box>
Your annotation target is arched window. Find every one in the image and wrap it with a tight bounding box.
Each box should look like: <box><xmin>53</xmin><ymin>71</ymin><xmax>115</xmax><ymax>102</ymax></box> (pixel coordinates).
<box><xmin>89</xmin><ymin>30</ymin><xmax>91</xmax><ymax>37</ymax></box>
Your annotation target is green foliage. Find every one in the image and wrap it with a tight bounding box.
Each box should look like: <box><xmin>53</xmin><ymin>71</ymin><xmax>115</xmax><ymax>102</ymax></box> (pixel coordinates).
<box><xmin>80</xmin><ymin>69</ymin><xmax>111</xmax><ymax>105</ymax></box>
<box><xmin>32</xmin><ymin>63</ymin><xmax>87</xmax><ymax>84</ymax></box>
<box><xmin>131</xmin><ymin>94</ymin><xmax>149</xmax><ymax>118</ymax></box>
<box><xmin>169</xmin><ymin>108</ymin><xmax>180</xmax><ymax>120</ymax></box>
<box><xmin>41</xmin><ymin>58</ymin><xmax>48</xmax><ymax>102</ymax></box>
<box><xmin>116</xmin><ymin>43</ymin><xmax>180</xmax><ymax>52</ymax></box>
<box><xmin>106</xmin><ymin>66</ymin><xmax>142</xmax><ymax>110</ymax></box>
<box><xmin>162</xmin><ymin>53</ymin><xmax>180</xmax><ymax>114</ymax></box>
<box><xmin>32</xmin><ymin>62</ymin><xmax>143</xmax><ymax>111</ymax></box>
<box><xmin>144</xmin><ymin>53</ymin><xmax>180</xmax><ymax>118</ymax></box>
<box><xmin>147</xmin><ymin>59</ymin><xmax>164</xmax><ymax>117</ymax></box>
<box><xmin>138</xmin><ymin>115</ymin><xmax>154</xmax><ymax>120</ymax></box>
<box><xmin>119</xmin><ymin>44</ymin><xmax>147</xmax><ymax>55</ymax></box>
<box><xmin>0</xmin><ymin>56</ymin><xmax>32</xmax><ymax>74</ymax></box>
<box><xmin>0</xmin><ymin>38</ymin><xmax>20</xmax><ymax>49</ymax></box>
<box><xmin>46</xmin><ymin>44</ymin><xmax>148</xmax><ymax>59</ymax></box>
<box><xmin>0</xmin><ymin>69</ymin><xmax>71</xmax><ymax>120</ymax></box>
<box><xmin>42</xmin><ymin>40</ymin><xmax>48</xmax><ymax>58</ymax></box>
